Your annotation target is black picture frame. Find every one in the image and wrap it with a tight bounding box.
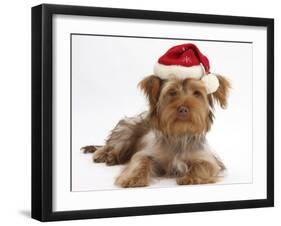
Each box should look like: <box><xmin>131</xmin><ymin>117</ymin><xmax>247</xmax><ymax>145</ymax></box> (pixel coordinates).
<box><xmin>32</xmin><ymin>3</ymin><xmax>274</xmax><ymax>222</ymax></box>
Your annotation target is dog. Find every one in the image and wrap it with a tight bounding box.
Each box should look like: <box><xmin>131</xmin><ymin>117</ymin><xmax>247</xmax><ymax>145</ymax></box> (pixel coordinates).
<box><xmin>81</xmin><ymin>74</ymin><xmax>230</xmax><ymax>188</ymax></box>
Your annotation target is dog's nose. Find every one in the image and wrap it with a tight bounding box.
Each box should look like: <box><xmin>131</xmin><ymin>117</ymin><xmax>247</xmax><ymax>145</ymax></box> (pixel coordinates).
<box><xmin>177</xmin><ymin>106</ymin><xmax>189</xmax><ymax>119</ymax></box>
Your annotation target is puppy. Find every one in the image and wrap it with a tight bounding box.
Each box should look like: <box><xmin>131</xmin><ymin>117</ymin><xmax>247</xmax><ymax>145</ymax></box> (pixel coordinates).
<box><xmin>82</xmin><ymin>74</ymin><xmax>230</xmax><ymax>187</ymax></box>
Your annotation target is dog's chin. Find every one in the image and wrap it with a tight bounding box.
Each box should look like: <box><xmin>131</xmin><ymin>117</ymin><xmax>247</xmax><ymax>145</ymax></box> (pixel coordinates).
<box><xmin>173</xmin><ymin>120</ymin><xmax>198</xmax><ymax>135</ymax></box>
<box><xmin>160</xmin><ymin>117</ymin><xmax>204</xmax><ymax>136</ymax></box>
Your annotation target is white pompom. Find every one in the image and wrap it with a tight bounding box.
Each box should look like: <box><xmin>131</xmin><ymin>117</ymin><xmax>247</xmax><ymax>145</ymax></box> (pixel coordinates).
<box><xmin>201</xmin><ymin>74</ymin><xmax>219</xmax><ymax>94</ymax></box>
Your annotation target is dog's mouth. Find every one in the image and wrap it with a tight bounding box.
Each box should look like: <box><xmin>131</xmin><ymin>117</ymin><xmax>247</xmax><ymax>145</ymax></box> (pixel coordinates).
<box><xmin>173</xmin><ymin>112</ymin><xmax>192</xmax><ymax>125</ymax></box>
<box><xmin>176</xmin><ymin>113</ymin><xmax>189</xmax><ymax>121</ymax></box>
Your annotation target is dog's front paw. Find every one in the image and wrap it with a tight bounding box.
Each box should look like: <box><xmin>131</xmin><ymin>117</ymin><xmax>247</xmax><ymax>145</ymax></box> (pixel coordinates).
<box><xmin>115</xmin><ymin>173</ymin><xmax>149</xmax><ymax>188</ymax></box>
<box><xmin>176</xmin><ymin>175</ymin><xmax>217</xmax><ymax>185</ymax></box>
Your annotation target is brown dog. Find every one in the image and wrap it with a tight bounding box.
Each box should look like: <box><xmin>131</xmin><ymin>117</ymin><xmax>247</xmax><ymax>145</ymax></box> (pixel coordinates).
<box><xmin>82</xmin><ymin>74</ymin><xmax>230</xmax><ymax>188</ymax></box>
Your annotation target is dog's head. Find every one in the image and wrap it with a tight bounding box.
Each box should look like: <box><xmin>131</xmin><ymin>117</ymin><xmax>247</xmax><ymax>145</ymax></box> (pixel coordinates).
<box><xmin>139</xmin><ymin>75</ymin><xmax>230</xmax><ymax>136</ymax></box>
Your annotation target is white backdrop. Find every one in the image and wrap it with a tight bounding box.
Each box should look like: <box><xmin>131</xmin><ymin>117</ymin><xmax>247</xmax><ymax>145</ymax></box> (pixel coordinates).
<box><xmin>72</xmin><ymin>35</ymin><xmax>253</xmax><ymax>191</ymax></box>
<box><xmin>0</xmin><ymin>0</ymin><xmax>279</xmax><ymax>226</ymax></box>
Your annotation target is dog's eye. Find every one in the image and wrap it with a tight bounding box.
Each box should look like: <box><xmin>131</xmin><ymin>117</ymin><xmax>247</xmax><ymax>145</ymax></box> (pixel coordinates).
<box><xmin>169</xmin><ymin>90</ymin><xmax>178</xmax><ymax>96</ymax></box>
<box><xmin>193</xmin><ymin>90</ymin><xmax>202</xmax><ymax>97</ymax></box>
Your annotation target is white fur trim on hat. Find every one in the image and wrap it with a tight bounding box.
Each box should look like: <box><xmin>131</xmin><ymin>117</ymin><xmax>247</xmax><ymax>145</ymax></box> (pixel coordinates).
<box><xmin>201</xmin><ymin>74</ymin><xmax>219</xmax><ymax>94</ymax></box>
<box><xmin>153</xmin><ymin>62</ymin><xmax>205</xmax><ymax>80</ymax></box>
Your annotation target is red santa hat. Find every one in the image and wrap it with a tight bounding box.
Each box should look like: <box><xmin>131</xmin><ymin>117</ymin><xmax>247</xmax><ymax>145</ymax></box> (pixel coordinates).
<box><xmin>153</xmin><ymin>43</ymin><xmax>219</xmax><ymax>94</ymax></box>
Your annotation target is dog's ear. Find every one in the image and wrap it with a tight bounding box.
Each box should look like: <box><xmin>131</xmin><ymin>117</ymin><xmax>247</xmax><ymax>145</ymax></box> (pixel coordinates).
<box><xmin>138</xmin><ymin>75</ymin><xmax>163</xmax><ymax>108</ymax></box>
<box><xmin>211</xmin><ymin>75</ymin><xmax>231</xmax><ymax>109</ymax></box>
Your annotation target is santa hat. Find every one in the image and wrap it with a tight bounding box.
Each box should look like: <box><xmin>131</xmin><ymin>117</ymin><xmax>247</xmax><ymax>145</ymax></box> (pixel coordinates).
<box><xmin>153</xmin><ymin>43</ymin><xmax>219</xmax><ymax>94</ymax></box>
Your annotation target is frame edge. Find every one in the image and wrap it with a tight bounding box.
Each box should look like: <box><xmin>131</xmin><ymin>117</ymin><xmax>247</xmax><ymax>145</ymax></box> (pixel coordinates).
<box><xmin>31</xmin><ymin>4</ymin><xmax>44</xmax><ymax>221</ymax></box>
<box><xmin>31</xmin><ymin>4</ymin><xmax>54</xmax><ymax>222</ymax></box>
<box><xmin>266</xmin><ymin>19</ymin><xmax>274</xmax><ymax>207</ymax></box>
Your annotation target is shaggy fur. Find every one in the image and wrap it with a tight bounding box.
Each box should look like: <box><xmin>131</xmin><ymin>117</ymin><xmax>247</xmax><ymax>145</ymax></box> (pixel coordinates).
<box><xmin>82</xmin><ymin>75</ymin><xmax>230</xmax><ymax>187</ymax></box>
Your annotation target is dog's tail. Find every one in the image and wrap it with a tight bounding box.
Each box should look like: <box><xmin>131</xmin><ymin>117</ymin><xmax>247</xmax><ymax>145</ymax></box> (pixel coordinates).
<box><xmin>80</xmin><ymin>145</ymin><xmax>102</xmax><ymax>154</ymax></box>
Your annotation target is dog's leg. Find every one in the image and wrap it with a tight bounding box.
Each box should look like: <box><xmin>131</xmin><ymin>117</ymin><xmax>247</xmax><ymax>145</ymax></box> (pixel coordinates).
<box><xmin>81</xmin><ymin>145</ymin><xmax>115</xmax><ymax>164</ymax></box>
<box><xmin>176</xmin><ymin>151</ymin><xmax>223</xmax><ymax>185</ymax></box>
<box><xmin>115</xmin><ymin>153</ymin><xmax>153</xmax><ymax>187</ymax></box>
<box><xmin>82</xmin><ymin>145</ymin><xmax>116</xmax><ymax>164</ymax></box>
<box><xmin>92</xmin><ymin>145</ymin><xmax>111</xmax><ymax>163</ymax></box>
<box><xmin>93</xmin><ymin>145</ymin><xmax>128</xmax><ymax>166</ymax></box>
<box><xmin>83</xmin><ymin>114</ymin><xmax>148</xmax><ymax>166</ymax></box>
<box><xmin>80</xmin><ymin>143</ymin><xmax>122</xmax><ymax>165</ymax></box>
